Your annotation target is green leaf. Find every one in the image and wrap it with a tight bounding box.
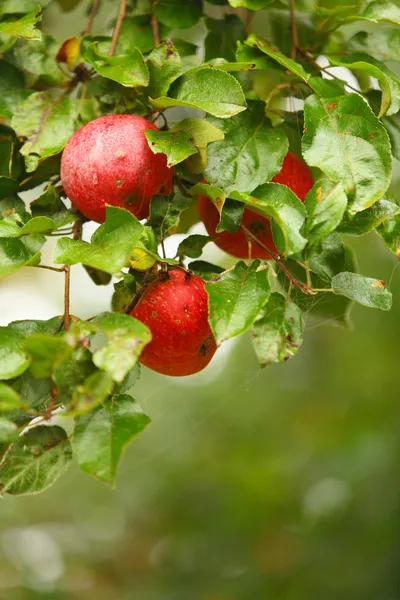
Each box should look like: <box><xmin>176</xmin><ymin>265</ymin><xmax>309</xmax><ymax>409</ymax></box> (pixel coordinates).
<box><xmin>0</xmin><ymin>425</ymin><xmax>72</xmax><ymax>496</ymax></box>
<box><xmin>9</xmin><ymin>316</ymin><xmax>61</xmax><ymax>337</ymax></box>
<box><xmin>173</xmin><ymin>117</ymin><xmax>225</xmax><ymax>173</ymax></box>
<box><xmin>0</xmin><ymin>419</ymin><xmax>18</xmax><ymax>443</ymax></box>
<box><xmin>308</xmin><ymin>233</ymin><xmax>352</xmax><ymax>284</ymax></box>
<box><xmin>147</xmin><ymin>41</ymin><xmax>181</xmax><ymax>98</ymax></box>
<box><xmin>0</xmin><ymin>236</ymin><xmax>42</xmax><ymax>277</ymax></box>
<box><xmin>252</xmin><ymin>293</ymin><xmax>303</xmax><ymax>367</ymax></box>
<box><xmin>377</xmin><ymin>205</ymin><xmax>400</xmax><ymax>257</ymax></box>
<box><xmin>11</xmin><ymin>93</ymin><xmax>80</xmax><ymax>168</ymax></box>
<box><xmin>328</xmin><ymin>54</ymin><xmax>400</xmax><ymax>117</ymax></box>
<box><xmin>228</xmin><ymin>0</ymin><xmax>274</xmax><ymax>8</ymax></box>
<box><xmin>339</xmin><ymin>197</ymin><xmax>400</xmax><ymax>236</ymax></box>
<box><xmin>231</xmin><ymin>184</ymin><xmax>307</xmax><ymax>256</ymax></box>
<box><xmin>206</xmin><ymin>260</ymin><xmax>270</xmax><ymax>345</ymax></box>
<box><xmin>12</xmin><ymin>36</ymin><xmax>65</xmax><ymax>86</ymax></box>
<box><xmin>245</xmin><ymin>34</ymin><xmax>311</xmax><ymax>84</ymax></box>
<box><xmin>177</xmin><ymin>235</ymin><xmax>213</xmax><ymax>258</ymax></box>
<box><xmin>83</xmin><ymin>42</ymin><xmax>149</xmax><ymax>88</ymax></box>
<box><xmin>88</xmin><ymin>312</ymin><xmax>151</xmax><ymax>383</ymax></box>
<box><xmin>332</xmin><ymin>272</ymin><xmax>392</xmax><ymax>310</ymax></box>
<box><xmin>30</xmin><ymin>185</ymin><xmax>76</xmax><ymax>229</ymax></box>
<box><xmin>204</xmin><ymin>101</ymin><xmax>288</xmax><ymax>194</ymax></box>
<box><xmin>150</xmin><ymin>66</ymin><xmax>247</xmax><ymax>118</ymax></box>
<box><xmin>0</xmin><ymin>215</ymin><xmax>56</xmax><ymax>237</ymax></box>
<box><xmin>0</xmin><ymin>382</ymin><xmax>21</xmax><ymax>411</ymax></box>
<box><xmin>0</xmin><ymin>196</ymin><xmax>29</xmax><ymax>222</ymax></box>
<box><xmin>145</xmin><ymin>129</ymin><xmax>197</xmax><ymax>167</ymax></box>
<box><xmin>383</xmin><ymin>114</ymin><xmax>400</xmax><ymax>161</ymax></box>
<box><xmin>353</xmin><ymin>0</ymin><xmax>400</xmax><ymax>25</ymax></box>
<box><xmin>53</xmin><ymin>207</ymin><xmax>144</xmax><ymax>274</ymax></box>
<box><xmin>188</xmin><ymin>260</ymin><xmax>224</xmax><ymax>280</ymax></box>
<box><xmin>68</xmin><ymin>371</ymin><xmax>114</xmax><ymax>415</ymax></box>
<box><xmin>82</xmin><ymin>265</ymin><xmax>112</xmax><ymax>286</ymax></box>
<box><xmin>0</xmin><ymin>60</ymin><xmax>33</xmax><ymax>120</ymax></box>
<box><xmin>302</xmin><ymin>94</ymin><xmax>392</xmax><ymax>215</ymax></box>
<box><xmin>11</xmin><ymin>371</ymin><xmax>51</xmax><ymax>412</ymax></box>
<box><xmin>24</xmin><ymin>334</ymin><xmax>73</xmax><ymax>379</ymax></box>
<box><xmin>205</xmin><ymin>14</ymin><xmax>246</xmax><ymax>63</ymax></box>
<box><xmin>0</xmin><ymin>5</ymin><xmax>42</xmax><ymax>40</ymax></box>
<box><xmin>305</xmin><ymin>180</ymin><xmax>348</xmax><ymax>246</ymax></box>
<box><xmin>73</xmin><ymin>394</ymin><xmax>150</xmax><ymax>485</ymax></box>
<box><xmin>149</xmin><ymin>192</ymin><xmax>192</xmax><ymax>241</ymax></box>
<box><xmin>0</xmin><ymin>177</ymin><xmax>18</xmax><ymax>200</ymax></box>
<box><xmin>191</xmin><ymin>182</ymin><xmax>245</xmax><ymax>233</ymax></box>
<box><xmin>347</xmin><ymin>27</ymin><xmax>400</xmax><ymax>64</ymax></box>
<box><xmin>154</xmin><ymin>0</ymin><xmax>202</xmax><ymax>29</ymax></box>
<box><xmin>0</xmin><ymin>327</ymin><xmax>30</xmax><ymax>380</ymax></box>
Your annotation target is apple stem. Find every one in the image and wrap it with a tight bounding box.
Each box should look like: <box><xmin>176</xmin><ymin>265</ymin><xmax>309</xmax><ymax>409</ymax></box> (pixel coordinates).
<box><xmin>241</xmin><ymin>224</ymin><xmax>316</xmax><ymax>296</ymax></box>
<box><xmin>109</xmin><ymin>0</ymin><xmax>127</xmax><ymax>57</ymax></box>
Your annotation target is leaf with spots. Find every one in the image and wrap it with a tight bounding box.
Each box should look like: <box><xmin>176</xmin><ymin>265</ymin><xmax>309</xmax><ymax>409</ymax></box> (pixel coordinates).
<box><xmin>11</xmin><ymin>92</ymin><xmax>81</xmax><ymax>169</ymax></box>
<box><xmin>252</xmin><ymin>293</ymin><xmax>303</xmax><ymax>367</ymax></box>
<box><xmin>0</xmin><ymin>425</ymin><xmax>72</xmax><ymax>496</ymax></box>
<box><xmin>302</xmin><ymin>94</ymin><xmax>392</xmax><ymax>215</ymax></box>
<box><xmin>332</xmin><ymin>272</ymin><xmax>392</xmax><ymax>310</ymax></box>
<box><xmin>145</xmin><ymin>129</ymin><xmax>197</xmax><ymax>167</ymax></box>
<box><xmin>305</xmin><ymin>179</ymin><xmax>348</xmax><ymax>246</ymax></box>
<box><xmin>204</xmin><ymin>101</ymin><xmax>288</xmax><ymax>194</ymax></box>
<box><xmin>147</xmin><ymin>41</ymin><xmax>181</xmax><ymax>98</ymax></box>
<box><xmin>149</xmin><ymin>192</ymin><xmax>193</xmax><ymax>242</ymax></box>
<box><xmin>339</xmin><ymin>195</ymin><xmax>400</xmax><ymax>236</ymax></box>
<box><xmin>206</xmin><ymin>260</ymin><xmax>270</xmax><ymax>345</ymax></box>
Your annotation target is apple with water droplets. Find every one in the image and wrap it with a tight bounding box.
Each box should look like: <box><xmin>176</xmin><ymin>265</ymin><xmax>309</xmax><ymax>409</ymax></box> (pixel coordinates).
<box><xmin>132</xmin><ymin>268</ymin><xmax>217</xmax><ymax>376</ymax></box>
<box><xmin>61</xmin><ymin>114</ymin><xmax>173</xmax><ymax>223</ymax></box>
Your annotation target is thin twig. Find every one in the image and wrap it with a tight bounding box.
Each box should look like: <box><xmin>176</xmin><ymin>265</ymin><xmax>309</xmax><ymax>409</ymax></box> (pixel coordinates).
<box><xmin>82</xmin><ymin>0</ymin><xmax>100</xmax><ymax>36</ymax></box>
<box><xmin>109</xmin><ymin>0</ymin><xmax>127</xmax><ymax>57</ymax></box>
<box><xmin>63</xmin><ymin>265</ymin><xmax>71</xmax><ymax>330</ymax></box>
<box><xmin>297</xmin><ymin>48</ymin><xmax>362</xmax><ymax>95</ymax></box>
<box><xmin>151</xmin><ymin>1</ymin><xmax>160</xmax><ymax>47</ymax></box>
<box><xmin>241</xmin><ymin>224</ymin><xmax>315</xmax><ymax>295</ymax></box>
<box><xmin>289</xmin><ymin>0</ymin><xmax>298</xmax><ymax>60</ymax></box>
<box><xmin>30</xmin><ymin>264</ymin><xmax>65</xmax><ymax>273</ymax></box>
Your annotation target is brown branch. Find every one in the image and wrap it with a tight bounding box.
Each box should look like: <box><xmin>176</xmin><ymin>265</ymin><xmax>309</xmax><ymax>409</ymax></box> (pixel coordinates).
<box><xmin>82</xmin><ymin>0</ymin><xmax>100</xmax><ymax>36</ymax></box>
<box><xmin>151</xmin><ymin>1</ymin><xmax>160</xmax><ymax>47</ymax></box>
<box><xmin>63</xmin><ymin>265</ymin><xmax>71</xmax><ymax>330</ymax></box>
<box><xmin>289</xmin><ymin>0</ymin><xmax>298</xmax><ymax>60</ymax></box>
<box><xmin>109</xmin><ymin>0</ymin><xmax>127</xmax><ymax>57</ymax></box>
<box><xmin>241</xmin><ymin>224</ymin><xmax>315</xmax><ymax>295</ymax></box>
<box><xmin>30</xmin><ymin>264</ymin><xmax>65</xmax><ymax>272</ymax></box>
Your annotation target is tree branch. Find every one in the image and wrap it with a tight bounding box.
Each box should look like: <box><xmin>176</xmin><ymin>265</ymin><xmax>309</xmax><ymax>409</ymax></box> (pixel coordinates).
<box><xmin>109</xmin><ymin>0</ymin><xmax>127</xmax><ymax>57</ymax></box>
<box><xmin>151</xmin><ymin>1</ymin><xmax>160</xmax><ymax>47</ymax></box>
<box><xmin>82</xmin><ymin>0</ymin><xmax>100</xmax><ymax>36</ymax></box>
<box><xmin>289</xmin><ymin>0</ymin><xmax>298</xmax><ymax>60</ymax></box>
<box><xmin>63</xmin><ymin>265</ymin><xmax>71</xmax><ymax>330</ymax></box>
<box><xmin>241</xmin><ymin>224</ymin><xmax>315</xmax><ymax>295</ymax></box>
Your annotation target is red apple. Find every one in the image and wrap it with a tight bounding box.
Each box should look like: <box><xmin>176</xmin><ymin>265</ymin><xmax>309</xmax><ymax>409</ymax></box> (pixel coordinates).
<box><xmin>61</xmin><ymin>114</ymin><xmax>173</xmax><ymax>223</ymax></box>
<box><xmin>198</xmin><ymin>150</ymin><xmax>313</xmax><ymax>259</ymax></box>
<box><xmin>132</xmin><ymin>268</ymin><xmax>217</xmax><ymax>376</ymax></box>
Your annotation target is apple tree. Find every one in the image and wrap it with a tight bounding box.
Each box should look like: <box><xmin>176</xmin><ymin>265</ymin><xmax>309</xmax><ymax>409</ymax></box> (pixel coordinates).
<box><xmin>0</xmin><ymin>0</ymin><xmax>399</xmax><ymax>495</ymax></box>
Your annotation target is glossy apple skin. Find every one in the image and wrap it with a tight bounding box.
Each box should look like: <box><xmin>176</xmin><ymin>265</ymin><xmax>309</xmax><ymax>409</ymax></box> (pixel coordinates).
<box><xmin>61</xmin><ymin>114</ymin><xmax>173</xmax><ymax>223</ymax></box>
<box><xmin>198</xmin><ymin>150</ymin><xmax>313</xmax><ymax>259</ymax></box>
<box><xmin>132</xmin><ymin>269</ymin><xmax>217</xmax><ymax>376</ymax></box>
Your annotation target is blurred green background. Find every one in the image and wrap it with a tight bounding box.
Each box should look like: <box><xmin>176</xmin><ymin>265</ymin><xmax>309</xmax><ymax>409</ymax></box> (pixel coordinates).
<box><xmin>1</xmin><ymin>1</ymin><xmax>400</xmax><ymax>599</ymax></box>
<box><xmin>1</xmin><ymin>234</ymin><xmax>399</xmax><ymax>600</ymax></box>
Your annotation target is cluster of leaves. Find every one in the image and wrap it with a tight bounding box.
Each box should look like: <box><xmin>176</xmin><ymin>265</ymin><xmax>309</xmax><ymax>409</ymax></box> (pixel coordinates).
<box><xmin>0</xmin><ymin>0</ymin><xmax>399</xmax><ymax>495</ymax></box>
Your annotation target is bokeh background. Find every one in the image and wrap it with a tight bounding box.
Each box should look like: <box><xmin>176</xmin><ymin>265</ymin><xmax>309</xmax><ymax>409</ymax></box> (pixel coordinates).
<box><xmin>1</xmin><ymin>1</ymin><xmax>400</xmax><ymax>599</ymax></box>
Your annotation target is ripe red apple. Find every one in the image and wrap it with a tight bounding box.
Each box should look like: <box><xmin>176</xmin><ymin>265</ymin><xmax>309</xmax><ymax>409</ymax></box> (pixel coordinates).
<box><xmin>61</xmin><ymin>114</ymin><xmax>173</xmax><ymax>223</ymax></box>
<box><xmin>132</xmin><ymin>268</ymin><xmax>217</xmax><ymax>376</ymax></box>
<box><xmin>198</xmin><ymin>150</ymin><xmax>313</xmax><ymax>259</ymax></box>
